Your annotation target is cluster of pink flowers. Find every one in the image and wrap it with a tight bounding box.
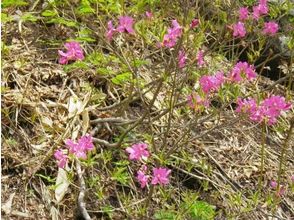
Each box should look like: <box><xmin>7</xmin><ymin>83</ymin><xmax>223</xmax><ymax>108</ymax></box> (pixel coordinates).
<box><xmin>253</xmin><ymin>0</ymin><xmax>268</xmax><ymax>20</ymax></box>
<box><xmin>263</xmin><ymin>21</ymin><xmax>279</xmax><ymax>36</ymax></box>
<box><xmin>199</xmin><ymin>71</ymin><xmax>225</xmax><ymax>94</ymax></box>
<box><xmin>54</xmin><ymin>134</ymin><xmax>94</xmax><ymax>168</ymax></box>
<box><xmin>229</xmin><ymin>61</ymin><xmax>257</xmax><ymax>82</ymax></box>
<box><xmin>232</xmin><ymin>0</ymin><xmax>279</xmax><ymax>38</ymax></box>
<box><xmin>58</xmin><ymin>41</ymin><xmax>84</xmax><ymax>65</ymax></box>
<box><xmin>126</xmin><ymin>143</ymin><xmax>171</xmax><ymax>188</ymax></box>
<box><xmin>236</xmin><ymin>95</ymin><xmax>291</xmax><ymax>125</ymax></box>
<box><xmin>106</xmin><ymin>16</ymin><xmax>135</xmax><ymax>41</ymax></box>
<box><xmin>126</xmin><ymin>143</ymin><xmax>150</xmax><ymax>161</ymax></box>
<box><xmin>233</xmin><ymin>21</ymin><xmax>246</xmax><ymax>38</ymax></box>
<box><xmin>162</xmin><ymin>20</ymin><xmax>183</xmax><ymax>48</ymax></box>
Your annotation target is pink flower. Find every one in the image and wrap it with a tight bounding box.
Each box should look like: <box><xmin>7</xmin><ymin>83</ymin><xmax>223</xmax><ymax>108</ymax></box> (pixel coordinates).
<box><xmin>65</xmin><ymin>134</ymin><xmax>94</xmax><ymax>159</ymax></box>
<box><xmin>236</xmin><ymin>98</ymin><xmax>262</xmax><ymax>122</ymax></box>
<box><xmin>239</xmin><ymin>7</ymin><xmax>249</xmax><ymax>21</ymax></box>
<box><xmin>106</xmin><ymin>20</ymin><xmax>116</xmax><ymax>41</ymax></box>
<box><xmin>196</xmin><ymin>50</ymin><xmax>205</xmax><ymax>67</ymax></box>
<box><xmin>229</xmin><ymin>61</ymin><xmax>257</xmax><ymax>82</ymax></box>
<box><xmin>151</xmin><ymin>167</ymin><xmax>171</xmax><ymax>185</ymax></box>
<box><xmin>233</xmin><ymin>21</ymin><xmax>246</xmax><ymax>38</ymax></box>
<box><xmin>178</xmin><ymin>49</ymin><xmax>187</xmax><ymax>69</ymax></box>
<box><xmin>125</xmin><ymin>143</ymin><xmax>150</xmax><ymax>161</ymax></box>
<box><xmin>187</xmin><ymin>93</ymin><xmax>209</xmax><ymax>111</ymax></box>
<box><xmin>236</xmin><ymin>95</ymin><xmax>291</xmax><ymax>125</ymax></box>
<box><xmin>136</xmin><ymin>165</ymin><xmax>149</xmax><ymax>188</ymax></box>
<box><xmin>260</xmin><ymin>95</ymin><xmax>291</xmax><ymax>125</ymax></box>
<box><xmin>162</xmin><ymin>19</ymin><xmax>183</xmax><ymax>48</ymax></box>
<box><xmin>58</xmin><ymin>41</ymin><xmax>84</xmax><ymax>65</ymax></box>
<box><xmin>253</xmin><ymin>1</ymin><xmax>268</xmax><ymax>20</ymax></box>
<box><xmin>54</xmin><ymin>149</ymin><xmax>68</xmax><ymax>168</ymax></box>
<box><xmin>117</xmin><ymin>16</ymin><xmax>135</xmax><ymax>34</ymax></box>
<box><xmin>199</xmin><ymin>71</ymin><xmax>225</xmax><ymax>94</ymax></box>
<box><xmin>291</xmin><ymin>175</ymin><xmax>294</xmax><ymax>183</ymax></box>
<box><xmin>270</xmin><ymin>180</ymin><xmax>278</xmax><ymax>188</ymax></box>
<box><xmin>263</xmin><ymin>21</ymin><xmax>279</xmax><ymax>36</ymax></box>
<box><xmin>145</xmin><ymin>11</ymin><xmax>153</xmax><ymax>19</ymax></box>
<box><xmin>190</xmin><ymin>18</ymin><xmax>199</xmax><ymax>29</ymax></box>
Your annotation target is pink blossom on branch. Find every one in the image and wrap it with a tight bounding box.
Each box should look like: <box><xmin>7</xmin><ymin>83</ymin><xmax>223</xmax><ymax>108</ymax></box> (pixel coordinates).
<box><xmin>190</xmin><ymin>18</ymin><xmax>199</xmax><ymax>29</ymax></box>
<box><xmin>65</xmin><ymin>134</ymin><xmax>94</xmax><ymax>159</ymax></box>
<box><xmin>253</xmin><ymin>0</ymin><xmax>268</xmax><ymax>20</ymax></box>
<box><xmin>259</xmin><ymin>95</ymin><xmax>291</xmax><ymax>125</ymax></box>
<box><xmin>125</xmin><ymin>143</ymin><xmax>150</xmax><ymax>161</ymax></box>
<box><xmin>196</xmin><ymin>50</ymin><xmax>205</xmax><ymax>67</ymax></box>
<box><xmin>229</xmin><ymin>61</ymin><xmax>257</xmax><ymax>82</ymax></box>
<box><xmin>54</xmin><ymin>149</ymin><xmax>68</xmax><ymax>168</ymax></box>
<box><xmin>106</xmin><ymin>20</ymin><xmax>116</xmax><ymax>41</ymax></box>
<box><xmin>137</xmin><ymin>170</ymin><xmax>149</xmax><ymax>188</ymax></box>
<box><xmin>233</xmin><ymin>21</ymin><xmax>246</xmax><ymax>38</ymax></box>
<box><xmin>238</xmin><ymin>7</ymin><xmax>249</xmax><ymax>21</ymax></box>
<box><xmin>117</xmin><ymin>16</ymin><xmax>135</xmax><ymax>34</ymax></box>
<box><xmin>199</xmin><ymin>71</ymin><xmax>225</xmax><ymax>94</ymax></box>
<box><xmin>58</xmin><ymin>41</ymin><xmax>84</xmax><ymax>65</ymax></box>
<box><xmin>178</xmin><ymin>49</ymin><xmax>187</xmax><ymax>69</ymax></box>
<box><xmin>263</xmin><ymin>21</ymin><xmax>279</xmax><ymax>36</ymax></box>
<box><xmin>151</xmin><ymin>167</ymin><xmax>171</xmax><ymax>185</ymax></box>
<box><xmin>162</xmin><ymin>19</ymin><xmax>183</xmax><ymax>48</ymax></box>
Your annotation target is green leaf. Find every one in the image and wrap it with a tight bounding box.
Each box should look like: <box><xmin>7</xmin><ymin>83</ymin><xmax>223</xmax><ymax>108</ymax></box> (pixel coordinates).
<box><xmin>21</xmin><ymin>13</ymin><xmax>38</xmax><ymax>22</ymax></box>
<box><xmin>187</xmin><ymin>201</ymin><xmax>215</xmax><ymax>220</ymax></box>
<box><xmin>41</xmin><ymin>10</ymin><xmax>58</xmax><ymax>17</ymax></box>
<box><xmin>2</xmin><ymin>0</ymin><xmax>28</xmax><ymax>8</ymax></box>
<box><xmin>47</xmin><ymin>17</ymin><xmax>78</xmax><ymax>27</ymax></box>
<box><xmin>154</xmin><ymin>210</ymin><xmax>176</xmax><ymax>220</ymax></box>
<box><xmin>111</xmin><ymin>72</ymin><xmax>132</xmax><ymax>85</ymax></box>
<box><xmin>112</xmin><ymin>167</ymin><xmax>130</xmax><ymax>185</ymax></box>
<box><xmin>1</xmin><ymin>13</ymin><xmax>13</xmax><ymax>23</ymax></box>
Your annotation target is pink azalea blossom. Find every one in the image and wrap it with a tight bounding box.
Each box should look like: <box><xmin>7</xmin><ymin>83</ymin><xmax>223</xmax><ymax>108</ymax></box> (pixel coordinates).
<box><xmin>199</xmin><ymin>71</ymin><xmax>225</xmax><ymax>94</ymax></box>
<box><xmin>229</xmin><ymin>61</ymin><xmax>257</xmax><ymax>82</ymax></box>
<box><xmin>263</xmin><ymin>21</ymin><xmax>279</xmax><ymax>36</ymax></box>
<box><xmin>137</xmin><ymin>170</ymin><xmax>149</xmax><ymax>188</ymax></box>
<box><xmin>145</xmin><ymin>11</ymin><xmax>153</xmax><ymax>19</ymax></box>
<box><xmin>54</xmin><ymin>149</ymin><xmax>68</xmax><ymax>168</ymax></box>
<box><xmin>196</xmin><ymin>50</ymin><xmax>205</xmax><ymax>67</ymax></box>
<box><xmin>125</xmin><ymin>143</ymin><xmax>150</xmax><ymax>161</ymax></box>
<box><xmin>162</xmin><ymin>19</ymin><xmax>183</xmax><ymax>48</ymax></box>
<box><xmin>233</xmin><ymin>21</ymin><xmax>246</xmax><ymax>38</ymax></box>
<box><xmin>65</xmin><ymin>134</ymin><xmax>94</xmax><ymax>159</ymax></box>
<box><xmin>187</xmin><ymin>93</ymin><xmax>209</xmax><ymax>110</ymax></box>
<box><xmin>178</xmin><ymin>49</ymin><xmax>187</xmax><ymax>69</ymax></box>
<box><xmin>259</xmin><ymin>95</ymin><xmax>291</xmax><ymax>125</ymax></box>
<box><xmin>253</xmin><ymin>1</ymin><xmax>268</xmax><ymax>20</ymax></box>
<box><xmin>106</xmin><ymin>20</ymin><xmax>116</xmax><ymax>41</ymax></box>
<box><xmin>190</xmin><ymin>18</ymin><xmax>199</xmax><ymax>29</ymax></box>
<box><xmin>236</xmin><ymin>98</ymin><xmax>261</xmax><ymax>122</ymax></box>
<box><xmin>270</xmin><ymin>180</ymin><xmax>278</xmax><ymax>188</ymax></box>
<box><xmin>239</xmin><ymin>7</ymin><xmax>249</xmax><ymax>21</ymax></box>
<box><xmin>236</xmin><ymin>95</ymin><xmax>291</xmax><ymax>125</ymax></box>
<box><xmin>58</xmin><ymin>41</ymin><xmax>84</xmax><ymax>65</ymax></box>
<box><xmin>151</xmin><ymin>167</ymin><xmax>171</xmax><ymax>185</ymax></box>
<box><xmin>136</xmin><ymin>165</ymin><xmax>149</xmax><ymax>188</ymax></box>
<box><xmin>117</xmin><ymin>16</ymin><xmax>135</xmax><ymax>34</ymax></box>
